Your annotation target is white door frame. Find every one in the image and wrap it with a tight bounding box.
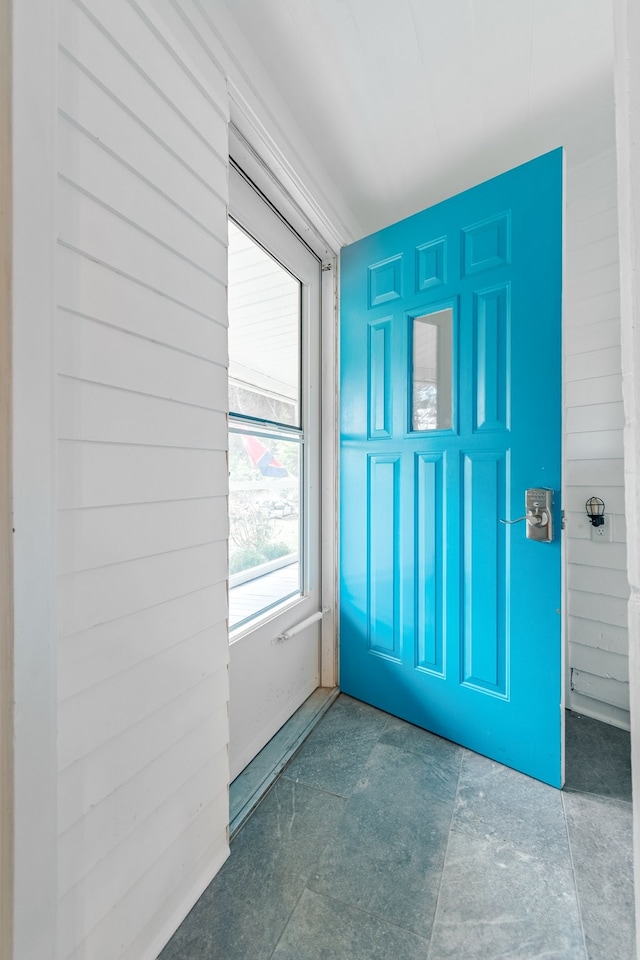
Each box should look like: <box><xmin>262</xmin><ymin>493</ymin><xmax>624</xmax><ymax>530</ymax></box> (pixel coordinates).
<box><xmin>227</xmin><ymin>162</ymin><xmax>324</xmax><ymax>777</ymax></box>
<box><xmin>228</xmin><ymin>122</ymin><xmax>339</xmax><ymax>690</ymax></box>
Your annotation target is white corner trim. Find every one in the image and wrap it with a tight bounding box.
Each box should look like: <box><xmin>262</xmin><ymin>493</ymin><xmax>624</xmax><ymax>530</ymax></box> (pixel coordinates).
<box><xmin>163</xmin><ymin>2</ymin><xmax>356</xmax><ymax>249</ymax></box>
<box><xmin>321</xmin><ymin>257</ymin><xmax>339</xmax><ymax>689</ymax></box>
<box><xmin>0</xmin><ymin>0</ymin><xmax>13</xmax><ymax>956</ymax></box>
<box><xmin>229</xmin><ymin>85</ymin><xmax>353</xmax><ymax>255</ymax></box>
<box><xmin>11</xmin><ymin>0</ymin><xmax>58</xmax><ymax>957</ymax></box>
<box><xmin>613</xmin><ymin>0</ymin><xmax>640</xmax><ymax>951</ymax></box>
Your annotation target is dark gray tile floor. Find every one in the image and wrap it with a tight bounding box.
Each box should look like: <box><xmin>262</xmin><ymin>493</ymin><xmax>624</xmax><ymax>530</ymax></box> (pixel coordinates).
<box><xmin>159</xmin><ymin>698</ymin><xmax>635</xmax><ymax>960</ymax></box>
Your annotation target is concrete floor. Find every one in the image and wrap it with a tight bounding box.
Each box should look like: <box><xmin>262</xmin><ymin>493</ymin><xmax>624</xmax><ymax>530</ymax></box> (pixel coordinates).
<box><xmin>159</xmin><ymin>696</ymin><xmax>635</xmax><ymax>960</ymax></box>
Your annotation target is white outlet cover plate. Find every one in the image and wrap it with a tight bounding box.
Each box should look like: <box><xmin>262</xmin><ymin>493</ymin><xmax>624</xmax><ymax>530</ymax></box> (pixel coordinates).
<box><xmin>590</xmin><ymin>520</ymin><xmax>613</xmax><ymax>542</ymax></box>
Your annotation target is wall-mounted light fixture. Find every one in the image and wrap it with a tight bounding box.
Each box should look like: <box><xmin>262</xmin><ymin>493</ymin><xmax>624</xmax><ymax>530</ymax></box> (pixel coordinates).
<box><xmin>585</xmin><ymin>496</ymin><xmax>605</xmax><ymax>527</ymax></box>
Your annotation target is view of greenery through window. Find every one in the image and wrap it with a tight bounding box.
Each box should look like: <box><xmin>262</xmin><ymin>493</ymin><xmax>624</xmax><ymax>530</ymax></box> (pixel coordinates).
<box><xmin>228</xmin><ymin>432</ymin><xmax>300</xmax><ymax>576</ymax></box>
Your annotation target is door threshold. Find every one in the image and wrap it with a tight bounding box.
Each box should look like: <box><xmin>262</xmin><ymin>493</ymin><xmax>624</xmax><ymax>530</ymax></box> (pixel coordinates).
<box><xmin>229</xmin><ymin>686</ymin><xmax>339</xmax><ymax>838</ymax></box>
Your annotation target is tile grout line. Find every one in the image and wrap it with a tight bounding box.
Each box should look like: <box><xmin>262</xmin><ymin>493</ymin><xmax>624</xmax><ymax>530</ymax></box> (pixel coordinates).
<box><xmin>266</xmin><ymin>774</ymin><xmax>347</xmax><ymax>960</ymax></box>
<box><xmin>268</xmin><ymin>706</ymin><xmax>412</xmax><ymax>957</ymax></box>
<box><xmin>266</xmin><ymin>709</ymin><xmax>363</xmax><ymax>960</ymax></box>
<box><xmin>425</xmin><ymin>747</ymin><xmax>466</xmax><ymax>960</ymax></box>
<box><xmin>267</xmin><ymin>882</ymin><xmax>308</xmax><ymax>960</ymax></box>
<box><xmin>297</xmin><ymin>886</ymin><xmax>431</xmax><ymax>945</ymax></box>
<box><xmin>561</xmin><ymin>790</ymin><xmax>590</xmax><ymax>960</ymax></box>
<box><xmin>279</xmin><ymin>774</ymin><xmax>351</xmax><ymax>801</ymax></box>
<box><xmin>565</xmin><ymin>786</ymin><xmax>633</xmax><ymax>807</ymax></box>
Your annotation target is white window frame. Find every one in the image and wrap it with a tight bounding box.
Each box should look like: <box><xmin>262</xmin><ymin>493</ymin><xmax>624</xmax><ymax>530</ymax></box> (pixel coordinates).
<box><xmin>228</xmin><ymin>125</ymin><xmax>339</xmax><ymax>690</ymax></box>
<box><xmin>227</xmin><ymin>216</ymin><xmax>306</xmax><ymax>632</ymax></box>
<box><xmin>228</xmin><ymin>163</ymin><xmax>321</xmax><ymax>639</ymax></box>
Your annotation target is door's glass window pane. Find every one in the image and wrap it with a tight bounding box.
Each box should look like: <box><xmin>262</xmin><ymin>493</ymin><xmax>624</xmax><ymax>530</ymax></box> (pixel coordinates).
<box><xmin>228</xmin><ymin>430</ymin><xmax>301</xmax><ymax>629</ymax></box>
<box><xmin>412</xmin><ymin>308</ymin><xmax>453</xmax><ymax>431</ymax></box>
<box><xmin>228</xmin><ymin>220</ymin><xmax>300</xmax><ymax>426</ymax></box>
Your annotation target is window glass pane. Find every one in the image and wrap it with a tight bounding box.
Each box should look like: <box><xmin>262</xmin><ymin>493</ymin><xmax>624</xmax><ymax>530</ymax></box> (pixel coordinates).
<box><xmin>228</xmin><ymin>220</ymin><xmax>300</xmax><ymax>426</ymax></box>
<box><xmin>228</xmin><ymin>430</ymin><xmax>301</xmax><ymax>629</ymax></box>
<box><xmin>412</xmin><ymin>308</ymin><xmax>453</xmax><ymax>431</ymax></box>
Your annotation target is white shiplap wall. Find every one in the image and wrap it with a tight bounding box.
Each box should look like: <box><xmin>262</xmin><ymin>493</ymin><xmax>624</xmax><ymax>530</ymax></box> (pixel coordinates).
<box><xmin>55</xmin><ymin>1</ymin><xmax>230</xmax><ymax>958</ymax></box>
<box><xmin>565</xmin><ymin>149</ymin><xmax>630</xmax><ymax>728</ymax></box>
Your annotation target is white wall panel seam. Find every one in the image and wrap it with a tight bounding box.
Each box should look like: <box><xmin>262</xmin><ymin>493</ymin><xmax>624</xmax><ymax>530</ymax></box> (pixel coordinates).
<box><xmin>58</xmin><ymin>781</ymin><xmax>228</xmax><ymax>958</ymax></box>
<box><xmin>77</xmin><ymin>0</ymin><xmax>227</xmax><ymax>135</ymax></box>
<box><xmin>68</xmin><ymin>0</ymin><xmax>228</xmax><ymax>163</ymax></box>
<box><xmin>57</xmin><ymin>128</ymin><xmax>226</xmax><ymax>267</ymax></box>
<box><xmin>57</xmin><ymin>438</ymin><xmax>227</xmax><ymax>453</ymax></box>
<box><xmin>57</xmin><ymin>669</ymin><xmax>229</xmax><ymax>824</ymax></box>
<box><xmin>565</xmin><ymin>331</ymin><xmax>622</xmax><ymax>356</ymax></box>
<box><xmin>57</xmin><ymin>712</ymin><xmax>228</xmax><ymax>898</ymax></box>
<box><xmin>58</xmin><ymin>109</ymin><xmax>227</xmax><ymax>240</ymax></box>
<box><xmin>57</xmin><ymin>546</ymin><xmax>229</xmax><ymax>637</ymax></box>
<box><xmin>569</xmin><ymin>226</ymin><xmax>619</xmax><ymax>241</ymax></box>
<box><xmin>565</xmin><ymin>303</ymin><xmax>621</xmax><ymax>326</ymax></box>
<box><xmin>56</xmin><ymin>67</ymin><xmax>228</xmax><ymax>217</ymax></box>
<box><xmin>56</xmin><ymin>585</ymin><xmax>228</xmax><ymax>667</ymax></box>
<box><xmin>566</xmin><ymin>291</ymin><xmax>621</xmax><ymax>307</ymax></box>
<box><xmin>58</xmin><ymin>758</ymin><xmax>229</xmax><ymax>912</ymax></box>
<box><xmin>57</xmin><ymin>703</ymin><xmax>229</xmax><ymax>840</ymax></box>
<box><xmin>63</xmin><ymin>795</ymin><xmax>229</xmax><ymax>960</ymax></box>
<box><xmin>571</xmin><ymin>671</ymin><xmax>630</xmax><ymax>703</ymax></box>
<box><xmin>57</xmin><ymin>243</ymin><xmax>224</xmax><ymax>323</ymax></box>
<box><xmin>566</xmin><ymin>198</ymin><xmax>618</xmax><ymax>218</ymax></box>
<box><xmin>567</xmin><ymin>230</ymin><xmax>620</xmax><ymax>254</ymax></box>
<box><xmin>127</xmin><ymin>0</ymin><xmax>228</xmax><ymax>121</ymax></box>
<box><xmin>566</xmin><ymin>184</ymin><xmax>618</xmax><ymax>212</ymax></box>
<box><xmin>57</xmin><ymin>623</ymin><xmax>229</xmax><ymax>704</ymax></box>
<box><xmin>57</xmin><ymin>648</ymin><xmax>228</xmax><ymax>769</ymax></box>
<box><xmin>56</xmin><ymin>319</ymin><xmax>228</xmax><ymax>365</ymax></box>
<box><xmin>57</xmin><ymin>713</ymin><xmax>229</xmax><ymax>892</ymax></box>
<box><xmin>58</xmin><ymin>174</ymin><xmax>226</xmax><ymax>284</ymax></box>
<box><xmin>568</xmin><ymin>427</ymin><xmax>624</xmax><ymax>437</ymax></box>
<box><xmin>58</xmin><ymin>46</ymin><xmax>228</xmax><ymax>198</ymax></box>
<box><xmin>57</xmin><ymin>495</ymin><xmax>226</xmax><ymax>513</ymax></box>
<box><xmin>564</xmin><ymin>297</ymin><xmax>621</xmax><ymax>328</ymax></box>
<box><xmin>569</xmin><ymin>613</ymin><xmax>628</xmax><ymax>639</ymax></box>
<box><xmin>57</xmin><ymin>494</ymin><xmax>228</xmax><ymax>513</ymax></box>
<box><xmin>57</xmin><ymin>539</ymin><xmax>229</xmax><ymax>579</ymax></box>
<box><xmin>57</xmin><ymin>196</ymin><xmax>226</xmax><ymax>316</ymax></box>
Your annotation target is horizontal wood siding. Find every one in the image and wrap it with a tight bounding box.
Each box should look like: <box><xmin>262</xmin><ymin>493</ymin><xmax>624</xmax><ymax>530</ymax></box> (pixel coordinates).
<box><xmin>565</xmin><ymin>149</ymin><xmax>630</xmax><ymax>727</ymax></box>
<box><xmin>56</xmin><ymin>1</ymin><xmax>230</xmax><ymax>957</ymax></box>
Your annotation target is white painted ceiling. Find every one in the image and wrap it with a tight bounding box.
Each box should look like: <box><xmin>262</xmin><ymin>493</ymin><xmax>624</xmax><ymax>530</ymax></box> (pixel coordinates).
<box><xmin>218</xmin><ymin>0</ymin><xmax>615</xmax><ymax>239</ymax></box>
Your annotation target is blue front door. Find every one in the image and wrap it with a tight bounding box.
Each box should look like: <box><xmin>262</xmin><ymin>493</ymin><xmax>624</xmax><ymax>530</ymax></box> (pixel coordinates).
<box><xmin>340</xmin><ymin>149</ymin><xmax>563</xmax><ymax>787</ymax></box>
